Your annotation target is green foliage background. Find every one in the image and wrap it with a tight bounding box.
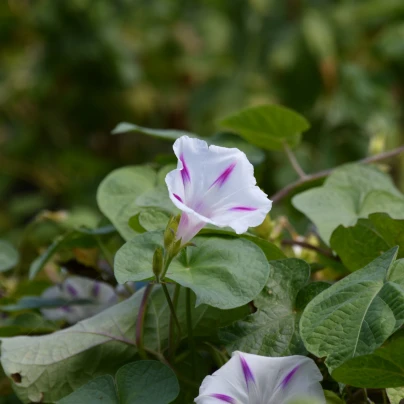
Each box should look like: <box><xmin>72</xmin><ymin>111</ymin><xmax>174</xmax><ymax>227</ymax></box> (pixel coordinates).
<box><xmin>2</xmin><ymin>0</ymin><xmax>404</xmax><ymax>240</ymax></box>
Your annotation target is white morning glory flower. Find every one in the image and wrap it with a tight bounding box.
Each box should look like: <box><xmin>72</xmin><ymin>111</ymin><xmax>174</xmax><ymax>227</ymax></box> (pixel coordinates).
<box><xmin>41</xmin><ymin>276</ymin><xmax>118</xmax><ymax>324</ymax></box>
<box><xmin>194</xmin><ymin>351</ymin><xmax>325</xmax><ymax>404</ymax></box>
<box><xmin>165</xmin><ymin>136</ymin><xmax>272</xmax><ymax>244</ymax></box>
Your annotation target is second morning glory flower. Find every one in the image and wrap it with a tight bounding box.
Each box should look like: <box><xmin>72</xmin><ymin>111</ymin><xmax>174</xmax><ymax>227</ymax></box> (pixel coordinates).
<box><xmin>165</xmin><ymin>136</ymin><xmax>272</xmax><ymax>244</ymax></box>
<box><xmin>194</xmin><ymin>351</ymin><xmax>325</xmax><ymax>404</ymax></box>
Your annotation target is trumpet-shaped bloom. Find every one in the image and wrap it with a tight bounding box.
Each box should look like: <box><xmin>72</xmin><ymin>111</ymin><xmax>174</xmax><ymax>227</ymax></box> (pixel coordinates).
<box><xmin>195</xmin><ymin>352</ymin><xmax>325</xmax><ymax>404</ymax></box>
<box><xmin>165</xmin><ymin>136</ymin><xmax>272</xmax><ymax>244</ymax></box>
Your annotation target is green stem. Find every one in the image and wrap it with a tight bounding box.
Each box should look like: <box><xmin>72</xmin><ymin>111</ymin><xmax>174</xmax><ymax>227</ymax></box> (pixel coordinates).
<box><xmin>168</xmin><ymin>283</ymin><xmax>181</xmax><ymax>358</ymax></box>
<box><xmin>283</xmin><ymin>143</ymin><xmax>306</xmax><ymax>179</ymax></box>
<box><xmin>186</xmin><ymin>287</ymin><xmax>197</xmax><ymax>379</ymax></box>
<box><xmin>135</xmin><ymin>283</ymin><xmax>154</xmax><ymax>359</ymax></box>
<box><xmin>161</xmin><ymin>254</ymin><xmax>174</xmax><ymax>280</ymax></box>
<box><xmin>162</xmin><ymin>283</ymin><xmax>182</xmax><ymax>343</ymax></box>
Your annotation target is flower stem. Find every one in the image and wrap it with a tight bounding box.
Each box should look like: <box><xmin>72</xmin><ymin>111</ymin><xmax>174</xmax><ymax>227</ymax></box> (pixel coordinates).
<box><xmin>283</xmin><ymin>143</ymin><xmax>306</xmax><ymax>179</ymax></box>
<box><xmin>186</xmin><ymin>287</ymin><xmax>197</xmax><ymax>379</ymax></box>
<box><xmin>162</xmin><ymin>283</ymin><xmax>182</xmax><ymax>353</ymax></box>
<box><xmin>168</xmin><ymin>283</ymin><xmax>181</xmax><ymax>358</ymax></box>
<box><xmin>271</xmin><ymin>144</ymin><xmax>404</xmax><ymax>203</ymax></box>
<box><xmin>160</xmin><ymin>254</ymin><xmax>174</xmax><ymax>280</ymax></box>
<box><xmin>135</xmin><ymin>283</ymin><xmax>154</xmax><ymax>359</ymax></box>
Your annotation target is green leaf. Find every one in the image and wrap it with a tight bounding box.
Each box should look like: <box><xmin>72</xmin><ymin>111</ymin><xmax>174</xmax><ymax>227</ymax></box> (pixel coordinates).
<box><xmin>0</xmin><ymin>240</ymin><xmax>19</xmax><ymax>273</ymax></box>
<box><xmin>389</xmin><ymin>259</ymin><xmax>404</xmax><ymax>287</ymax></box>
<box><xmin>219</xmin><ymin>259</ymin><xmax>318</xmax><ymax>356</ymax></box>
<box><xmin>199</xmin><ymin>227</ymin><xmax>286</xmax><ymax>260</ymax></box>
<box><xmin>330</xmin><ymin>213</ymin><xmax>404</xmax><ymax>271</ymax></box>
<box><xmin>295</xmin><ymin>281</ymin><xmax>331</xmax><ymax>311</ymax></box>
<box><xmin>112</xmin><ymin>122</ymin><xmax>195</xmax><ymax>140</ymax></box>
<box><xmin>332</xmin><ymin>337</ymin><xmax>404</xmax><ymax>388</ymax></box>
<box><xmin>387</xmin><ymin>387</ymin><xmax>404</xmax><ymax>404</ymax></box>
<box><xmin>138</xmin><ymin>208</ymin><xmax>171</xmax><ymax>232</ymax></box>
<box><xmin>1</xmin><ymin>285</ymin><xmax>247</xmax><ymax>403</ymax></box>
<box><xmin>114</xmin><ymin>232</ymin><xmax>270</xmax><ymax>309</ymax></box>
<box><xmin>112</xmin><ymin>123</ymin><xmax>265</xmax><ymax>166</ymax></box>
<box><xmin>96</xmin><ymin>166</ymin><xmax>175</xmax><ymax>241</ymax></box>
<box><xmin>300</xmin><ymin>247</ymin><xmax>404</xmax><ymax>372</ymax></box>
<box><xmin>0</xmin><ymin>291</ymin><xmax>141</xmax><ymax>402</ymax></box>
<box><xmin>128</xmin><ymin>208</ymin><xmax>171</xmax><ymax>233</ymax></box>
<box><xmin>58</xmin><ymin>375</ymin><xmax>118</xmax><ymax>404</ymax></box>
<box><xmin>219</xmin><ymin>104</ymin><xmax>310</xmax><ymax>151</ymax></box>
<box><xmin>292</xmin><ymin>164</ymin><xmax>404</xmax><ymax>243</ymax></box>
<box><xmin>116</xmin><ymin>361</ymin><xmax>179</xmax><ymax>404</ymax></box>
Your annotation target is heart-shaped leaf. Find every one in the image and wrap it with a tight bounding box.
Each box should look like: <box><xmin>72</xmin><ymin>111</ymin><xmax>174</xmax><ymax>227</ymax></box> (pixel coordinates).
<box><xmin>114</xmin><ymin>232</ymin><xmax>270</xmax><ymax>309</ymax></box>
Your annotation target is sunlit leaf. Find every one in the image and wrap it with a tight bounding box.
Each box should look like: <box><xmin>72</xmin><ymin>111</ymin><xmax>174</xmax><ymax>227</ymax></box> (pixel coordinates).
<box><xmin>219</xmin><ymin>104</ymin><xmax>310</xmax><ymax>151</ymax></box>
<box><xmin>293</xmin><ymin>164</ymin><xmax>404</xmax><ymax>243</ymax></box>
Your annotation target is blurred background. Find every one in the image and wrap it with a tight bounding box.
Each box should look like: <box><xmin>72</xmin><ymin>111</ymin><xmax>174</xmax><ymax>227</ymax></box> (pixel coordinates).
<box><xmin>1</xmin><ymin>0</ymin><xmax>404</xmax><ymax>240</ymax></box>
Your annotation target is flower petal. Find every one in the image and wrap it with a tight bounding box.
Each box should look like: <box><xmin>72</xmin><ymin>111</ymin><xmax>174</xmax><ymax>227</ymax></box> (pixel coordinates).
<box><xmin>166</xmin><ymin>136</ymin><xmax>272</xmax><ymax>240</ymax></box>
<box><xmin>176</xmin><ymin>212</ymin><xmax>206</xmax><ymax>245</ymax></box>
<box><xmin>194</xmin><ymin>352</ymin><xmax>250</xmax><ymax>404</ymax></box>
<box><xmin>195</xmin><ymin>352</ymin><xmax>325</xmax><ymax>404</ymax></box>
<box><xmin>242</xmin><ymin>353</ymin><xmax>325</xmax><ymax>404</ymax></box>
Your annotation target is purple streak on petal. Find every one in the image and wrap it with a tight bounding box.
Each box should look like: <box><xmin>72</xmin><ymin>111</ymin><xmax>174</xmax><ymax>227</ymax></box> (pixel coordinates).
<box><xmin>173</xmin><ymin>193</ymin><xmax>183</xmax><ymax>203</ymax></box>
<box><xmin>210</xmin><ymin>394</ymin><xmax>236</xmax><ymax>403</ymax></box>
<box><xmin>61</xmin><ymin>305</ymin><xmax>73</xmax><ymax>313</ymax></box>
<box><xmin>210</xmin><ymin>162</ymin><xmax>237</xmax><ymax>188</ymax></box>
<box><xmin>280</xmin><ymin>365</ymin><xmax>300</xmax><ymax>389</ymax></box>
<box><xmin>92</xmin><ymin>281</ymin><xmax>100</xmax><ymax>298</ymax></box>
<box><xmin>180</xmin><ymin>154</ymin><xmax>191</xmax><ymax>185</ymax></box>
<box><xmin>229</xmin><ymin>206</ymin><xmax>257</xmax><ymax>212</ymax></box>
<box><xmin>240</xmin><ymin>354</ymin><xmax>255</xmax><ymax>388</ymax></box>
<box><xmin>65</xmin><ymin>283</ymin><xmax>78</xmax><ymax>297</ymax></box>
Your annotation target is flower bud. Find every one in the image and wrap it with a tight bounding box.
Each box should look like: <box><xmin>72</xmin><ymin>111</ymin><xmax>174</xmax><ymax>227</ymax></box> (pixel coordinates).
<box><xmin>152</xmin><ymin>247</ymin><xmax>164</xmax><ymax>282</ymax></box>
<box><xmin>164</xmin><ymin>214</ymin><xmax>181</xmax><ymax>250</ymax></box>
